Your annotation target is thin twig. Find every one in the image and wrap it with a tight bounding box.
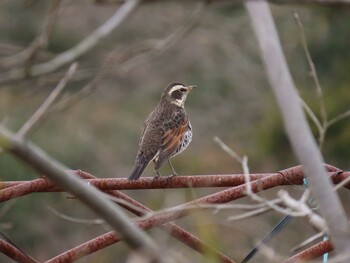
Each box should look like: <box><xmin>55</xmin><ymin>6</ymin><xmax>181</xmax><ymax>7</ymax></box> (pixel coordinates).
<box><xmin>245</xmin><ymin>1</ymin><xmax>350</xmax><ymax>254</ymax></box>
<box><xmin>227</xmin><ymin>206</ymin><xmax>271</xmax><ymax>221</ymax></box>
<box><xmin>47</xmin><ymin>44</ymin><xmax>121</xmax><ymax>115</ymax></box>
<box><xmin>327</xmin><ymin>109</ymin><xmax>350</xmax><ymax>127</ymax></box>
<box><xmin>120</xmin><ymin>2</ymin><xmax>206</xmax><ymax>72</ymax></box>
<box><xmin>292</xmin><ymin>232</ymin><xmax>325</xmax><ymax>252</ymax></box>
<box><xmin>278</xmin><ymin>190</ymin><xmax>328</xmax><ymax>232</ymax></box>
<box><xmin>214</xmin><ymin>136</ymin><xmax>298</xmax><ymax>217</ymax></box>
<box><xmin>17</xmin><ymin>62</ymin><xmax>78</xmax><ymax>138</ymax></box>
<box><xmin>0</xmin><ymin>0</ymin><xmax>140</xmax><ymax>85</ymax></box>
<box><xmin>294</xmin><ymin>12</ymin><xmax>327</xmax><ymax>124</ymax></box>
<box><xmin>0</xmin><ymin>0</ymin><xmax>62</xmax><ymax>68</ymax></box>
<box><xmin>0</xmin><ymin>125</ymin><xmax>166</xmax><ymax>263</ymax></box>
<box><xmin>213</xmin><ymin>136</ymin><xmax>243</xmax><ymax>163</ymax></box>
<box><xmin>47</xmin><ymin>172</ymin><xmax>236</xmax><ymax>263</ymax></box>
<box><xmin>294</xmin><ymin>12</ymin><xmax>329</xmax><ymax>149</ymax></box>
<box><xmin>299</xmin><ymin>97</ymin><xmax>322</xmax><ymax>135</ymax></box>
<box><xmin>47</xmin><ymin>206</ymin><xmax>105</xmax><ymax>225</ymax></box>
<box><xmin>333</xmin><ymin>171</ymin><xmax>350</xmax><ymax>191</ymax></box>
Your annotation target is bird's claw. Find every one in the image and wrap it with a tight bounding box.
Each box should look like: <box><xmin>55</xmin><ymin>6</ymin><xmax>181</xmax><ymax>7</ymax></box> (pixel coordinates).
<box><xmin>166</xmin><ymin>173</ymin><xmax>177</xmax><ymax>181</ymax></box>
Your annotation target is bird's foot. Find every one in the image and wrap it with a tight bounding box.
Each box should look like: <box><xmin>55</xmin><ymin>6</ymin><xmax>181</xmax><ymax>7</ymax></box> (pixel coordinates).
<box><xmin>153</xmin><ymin>170</ymin><xmax>161</xmax><ymax>181</ymax></box>
<box><xmin>166</xmin><ymin>173</ymin><xmax>177</xmax><ymax>181</ymax></box>
<box><xmin>153</xmin><ymin>175</ymin><xmax>160</xmax><ymax>181</ymax></box>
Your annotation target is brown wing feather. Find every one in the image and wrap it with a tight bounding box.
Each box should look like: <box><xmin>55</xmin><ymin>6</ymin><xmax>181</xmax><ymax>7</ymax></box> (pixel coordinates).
<box><xmin>161</xmin><ymin>121</ymin><xmax>188</xmax><ymax>158</ymax></box>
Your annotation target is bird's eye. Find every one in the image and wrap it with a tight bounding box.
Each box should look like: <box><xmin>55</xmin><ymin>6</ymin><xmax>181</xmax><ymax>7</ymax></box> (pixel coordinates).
<box><xmin>179</xmin><ymin>88</ymin><xmax>186</xmax><ymax>92</ymax></box>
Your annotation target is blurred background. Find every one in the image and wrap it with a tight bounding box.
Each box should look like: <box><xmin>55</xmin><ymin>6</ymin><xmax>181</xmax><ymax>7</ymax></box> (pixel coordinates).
<box><xmin>0</xmin><ymin>0</ymin><xmax>349</xmax><ymax>262</ymax></box>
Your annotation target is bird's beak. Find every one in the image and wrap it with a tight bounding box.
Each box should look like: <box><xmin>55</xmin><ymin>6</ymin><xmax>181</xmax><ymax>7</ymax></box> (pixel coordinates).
<box><xmin>186</xmin><ymin>85</ymin><xmax>197</xmax><ymax>91</ymax></box>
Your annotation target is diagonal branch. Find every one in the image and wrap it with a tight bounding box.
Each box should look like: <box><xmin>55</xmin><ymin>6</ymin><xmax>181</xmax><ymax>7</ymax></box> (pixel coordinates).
<box><xmin>244</xmin><ymin>0</ymin><xmax>350</xmax><ymax>256</ymax></box>
<box><xmin>283</xmin><ymin>240</ymin><xmax>333</xmax><ymax>263</ymax></box>
<box><xmin>0</xmin><ymin>0</ymin><xmax>140</xmax><ymax>85</ymax></box>
<box><xmin>0</xmin><ymin>125</ymin><xmax>165</xmax><ymax>263</ymax></box>
<box><xmin>44</xmin><ymin>173</ymin><xmax>302</xmax><ymax>263</ymax></box>
<box><xmin>79</xmin><ymin>173</ymin><xmax>235</xmax><ymax>263</ymax></box>
<box><xmin>0</xmin><ymin>0</ymin><xmax>62</xmax><ymax>69</ymax></box>
<box><xmin>0</xmin><ymin>236</ymin><xmax>38</xmax><ymax>263</ymax></box>
<box><xmin>17</xmin><ymin>62</ymin><xmax>78</xmax><ymax>138</ymax></box>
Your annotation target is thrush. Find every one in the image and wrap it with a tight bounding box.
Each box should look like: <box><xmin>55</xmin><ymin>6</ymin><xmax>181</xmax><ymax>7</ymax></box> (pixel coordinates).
<box><xmin>128</xmin><ymin>82</ymin><xmax>196</xmax><ymax>181</ymax></box>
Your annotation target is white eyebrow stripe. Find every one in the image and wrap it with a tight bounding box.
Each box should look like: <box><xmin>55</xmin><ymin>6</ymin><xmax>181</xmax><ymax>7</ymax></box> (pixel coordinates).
<box><xmin>168</xmin><ymin>84</ymin><xmax>185</xmax><ymax>95</ymax></box>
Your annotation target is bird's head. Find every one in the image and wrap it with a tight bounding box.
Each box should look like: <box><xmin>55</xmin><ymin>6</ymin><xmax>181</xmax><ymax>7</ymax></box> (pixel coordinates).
<box><xmin>161</xmin><ymin>82</ymin><xmax>196</xmax><ymax>107</ymax></box>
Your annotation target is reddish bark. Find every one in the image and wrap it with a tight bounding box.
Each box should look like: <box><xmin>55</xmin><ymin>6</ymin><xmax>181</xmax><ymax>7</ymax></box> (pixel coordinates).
<box><xmin>283</xmin><ymin>240</ymin><xmax>334</xmax><ymax>262</ymax></box>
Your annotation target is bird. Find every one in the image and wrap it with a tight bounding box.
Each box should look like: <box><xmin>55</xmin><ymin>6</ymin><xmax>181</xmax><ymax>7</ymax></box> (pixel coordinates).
<box><xmin>128</xmin><ymin>82</ymin><xmax>196</xmax><ymax>181</ymax></box>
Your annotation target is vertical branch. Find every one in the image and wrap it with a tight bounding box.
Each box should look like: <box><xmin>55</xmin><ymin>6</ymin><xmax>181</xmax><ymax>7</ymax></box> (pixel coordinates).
<box><xmin>294</xmin><ymin>12</ymin><xmax>327</xmax><ymax>148</ymax></box>
<box><xmin>244</xmin><ymin>0</ymin><xmax>350</xmax><ymax>257</ymax></box>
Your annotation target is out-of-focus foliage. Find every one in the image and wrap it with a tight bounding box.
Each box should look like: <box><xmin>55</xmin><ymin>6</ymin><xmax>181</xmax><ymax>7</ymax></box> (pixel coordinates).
<box><xmin>0</xmin><ymin>1</ymin><xmax>349</xmax><ymax>262</ymax></box>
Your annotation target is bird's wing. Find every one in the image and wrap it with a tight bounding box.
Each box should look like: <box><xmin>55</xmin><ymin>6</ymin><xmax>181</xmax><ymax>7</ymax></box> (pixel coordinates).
<box><xmin>139</xmin><ymin>110</ymin><xmax>155</xmax><ymax>146</ymax></box>
<box><xmin>160</xmin><ymin>116</ymin><xmax>189</xmax><ymax>160</ymax></box>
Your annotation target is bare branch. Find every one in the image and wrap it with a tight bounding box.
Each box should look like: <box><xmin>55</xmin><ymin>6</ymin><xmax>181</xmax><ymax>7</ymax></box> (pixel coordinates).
<box><xmin>0</xmin><ymin>237</ymin><xmax>38</xmax><ymax>263</ymax></box>
<box><xmin>0</xmin><ymin>166</ymin><xmax>348</xmax><ymax>203</ymax></box>
<box><xmin>327</xmin><ymin>109</ymin><xmax>350</xmax><ymax>127</ymax></box>
<box><xmin>292</xmin><ymin>232</ymin><xmax>325</xmax><ymax>252</ymax></box>
<box><xmin>0</xmin><ymin>125</ymin><xmax>166</xmax><ymax>263</ymax></box>
<box><xmin>47</xmin><ymin>172</ymin><xmax>235</xmax><ymax>263</ymax></box>
<box><xmin>214</xmin><ymin>136</ymin><xmax>299</xmax><ymax>218</ymax></box>
<box><xmin>283</xmin><ymin>240</ymin><xmax>334</xmax><ymax>263</ymax></box>
<box><xmin>278</xmin><ymin>190</ymin><xmax>328</xmax><ymax>232</ymax></box>
<box><xmin>120</xmin><ymin>2</ymin><xmax>206</xmax><ymax>72</ymax></box>
<box><xmin>47</xmin><ymin>206</ymin><xmax>105</xmax><ymax>225</ymax></box>
<box><xmin>213</xmin><ymin>136</ymin><xmax>243</xmax><ymax>163</ymax></box>
<box><xmin>46</xmin><ymin>45</ymin><xmax>122</xmax><ymax>116</ymax></box>
<box><xmin>245</xmin><ymin>0</ymin><xmax>350</xmax><ymax>255</ymax></box>
<box><xmin>17</xmin><ymin>62</ymin><xmax>78</xmax><ymax>138</ymax></box>
<box><xmin>294</xmin><ymin>12</ymin><xmax>327</xmax><ymax>124</ymax></box>
<box><xmin>0</xmin><ymin>0</ymin><xmax>62</xmax><ymax>68</ymax></box>
<box><xmin>299</xmin><ymin>97</ymin><xmax>323</xmax><ymax>137</ymax></box>
<box><xmin>0</xmin><ymin>0</ymin><xmax>140</xmax><ymax>85</ymax></box>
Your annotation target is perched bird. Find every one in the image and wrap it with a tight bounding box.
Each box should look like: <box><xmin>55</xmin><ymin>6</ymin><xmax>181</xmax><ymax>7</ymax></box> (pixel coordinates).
<box><xmin>128</xmin><ymin>82</ymin><xmax>196</xmax><ymax>181</ymax></box>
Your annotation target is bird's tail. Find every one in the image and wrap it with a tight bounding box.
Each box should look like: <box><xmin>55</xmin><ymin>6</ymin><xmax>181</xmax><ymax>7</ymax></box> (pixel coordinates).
<box><xmin>128</xmin><ymin>162</ymin><xmax>148</xmax><ymax>181</ymax></box>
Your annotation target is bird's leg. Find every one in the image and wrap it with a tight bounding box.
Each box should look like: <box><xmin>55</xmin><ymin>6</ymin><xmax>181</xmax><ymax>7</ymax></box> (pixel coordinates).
<box><xmin>153</xmin><ymin>160</ymin><xmax>161</xmax><ymax>180</ymax></box>
<box><xmin>167</xmin><ymin>160</ymin><xmax>178</xmax><ymax>178</ymax></box>
<box><xmin>153</xmin><ymin>170</ymin><xmax>161</xmax><ymax>180</ymax></box>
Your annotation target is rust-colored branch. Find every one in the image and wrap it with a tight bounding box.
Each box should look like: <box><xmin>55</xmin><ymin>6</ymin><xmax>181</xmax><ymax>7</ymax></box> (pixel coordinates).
<box><xmin>0</xmin><ymin>238</ymin><xmax>38</xmax><ymax>263</ymax></box>
<box><xmin>47</xmin><ymin>173</ymin><xmax>279</xmax><ymax>262</ymax></box>
<box><xmin>283</xmin><ymin>240</ymin><xmax>334</xmax><ymax>263</ymax></box>
<box><xmin>47</xmin><ymin>173</ymin><xmax>235</xmax><ymax>263</ymax></box>
<box><xmin>0</xmin><ymin>165</ymin><xmax>347</xmax><ymax>203</ymax></box>
<box><xmin>45</xmin><ymin>172</ymin><xmax>287</xmax><ymax>262</ymax></box>
<box><xmin>44</xmin><ymin>165</ymin><xmax>348</xmax><ymax>263</ymax></box>
<box><xmin>0</xmin><ymin>165</ymin><xmax>347</xmax><ymax>262</ymax></box>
